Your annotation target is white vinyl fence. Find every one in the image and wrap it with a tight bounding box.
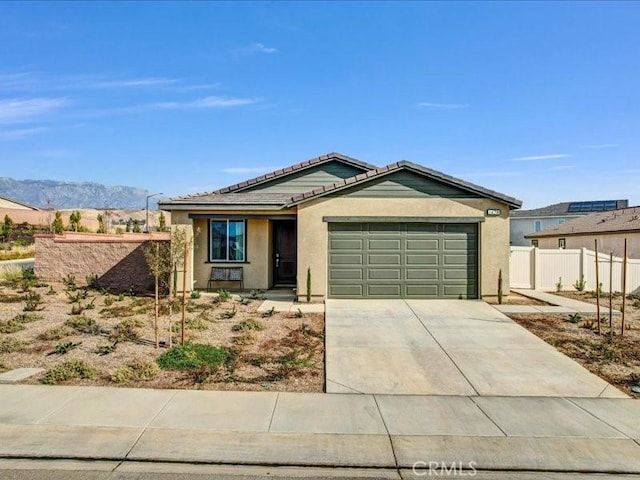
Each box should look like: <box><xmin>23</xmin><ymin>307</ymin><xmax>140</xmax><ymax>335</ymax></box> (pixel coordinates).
<box><xmin>510</xmin><ymin>246</ymin><xmax>640</xmax><ymax>293</ymax></box>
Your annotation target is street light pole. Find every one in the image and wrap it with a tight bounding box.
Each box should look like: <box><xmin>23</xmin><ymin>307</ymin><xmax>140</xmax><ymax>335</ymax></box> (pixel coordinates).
<box><xmin>145</xmin><ymin>193</ymin><xmax>163</xmax><ymax>233</ymax></box>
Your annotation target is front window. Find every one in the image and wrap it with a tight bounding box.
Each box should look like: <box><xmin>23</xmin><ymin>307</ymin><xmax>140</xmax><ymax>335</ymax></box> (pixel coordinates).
<box><xmin>210</xmin><ymin>219</ymin><xmax>246</xmax><ymax>261</ymax></box>
<box><xmin>558</xmin><ymin>238</ymin><xmax>566</xmax><ymax>249</ymax></box>
<box><xmin>531</xmin><ymin>240</ymin><xmax>538</xmax><ymax>247</ymax></box>
<box><xmin>534</xmin><ymin>220</ymin><xmax>542</xmax><ymax>232</ymax></box>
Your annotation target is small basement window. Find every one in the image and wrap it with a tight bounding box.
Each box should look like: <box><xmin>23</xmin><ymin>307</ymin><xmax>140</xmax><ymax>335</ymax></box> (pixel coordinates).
<box><xmin>558</xmin><ymin>238</ymin><xmax>566</xmax><ymax>249</ymax></box>
<box><xmin>209</xmin><ymin>219</ymin><xmax>246</xmax><ymax>262</ymax></box>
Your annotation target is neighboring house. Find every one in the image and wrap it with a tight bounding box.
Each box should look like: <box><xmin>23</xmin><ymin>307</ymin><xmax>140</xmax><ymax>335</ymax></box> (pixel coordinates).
<box><xmin>160</xmin><ymin>153</ymin><xmax>522</xmax><ymax>300</ymax></box>
<box><xmin>510</xmin><ymin>199</ymin><xmax>628</xmax><ymax>246</ymax></box>
<box><xmin>0</xmin><ymin>195</ymin><xmax>40</xmax><ymax>211</ymax></box>
<box><xmin>526</xmin><ymin>206</ymin><xmax>640</xmax><ymax>258</ymax></box>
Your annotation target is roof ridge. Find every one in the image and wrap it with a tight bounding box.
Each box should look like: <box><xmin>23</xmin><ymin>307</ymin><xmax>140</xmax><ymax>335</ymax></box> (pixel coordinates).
<box><xmin>286</xmin><ymin>161</ymin><xmax>522</xmax><ymax>208</ymax></box>
<box><xmin>169</xmin><ymin>152</ymin><xmax>376</xmax><ymax>201</ymax></box>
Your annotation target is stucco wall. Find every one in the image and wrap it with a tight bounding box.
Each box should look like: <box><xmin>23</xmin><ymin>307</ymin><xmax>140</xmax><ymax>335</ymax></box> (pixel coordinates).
<box><xmin>0</xmin><ymin>199</ymin><xmax>36</xmax><ymax>210</ymax></box>
<box><xmin>35</xmin><ymin>233</ymin><xmax>170</xmax><ymax>292</ymax></box>
<box><xmin>169</xmin><ymin>210</ymin><xmax>289</xmax><ymax>291</ymax></box>
<box><xmin>534</xmin><ymin>233</ymin><xmax>640</xmax><ymax>259</ymax></box>
<box><xmin>510</xmin><ymin>216</ymin><xmax>578</xmax><ymax>246</ymax></box>
<box><xmin>296</xmin><ymin>197</ymin><xmax>511</xmax><ymax>300</ymax></box>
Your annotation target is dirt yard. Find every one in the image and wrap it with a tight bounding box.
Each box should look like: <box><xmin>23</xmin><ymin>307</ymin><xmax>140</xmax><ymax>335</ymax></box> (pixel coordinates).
<box><xmin>485</xmin><ymin>292</ymin><xmax>550</xmax><ymax>306</ymax></box>
<box><xmin>509</xmin><ymin>291</ymin><xmax>640</xmax><ymax>397</ymax></box>
<box><xmin>0</xmin><ymin>279</ymin><xmax>324</xmax><ymax>392</ymax></box>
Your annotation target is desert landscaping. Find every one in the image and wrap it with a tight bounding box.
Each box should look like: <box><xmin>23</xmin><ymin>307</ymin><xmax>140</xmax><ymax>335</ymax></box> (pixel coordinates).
<box><xmin>0</xmin><ymin>268</ymin><xmax>324</xmax><ymax>392</ymax></box>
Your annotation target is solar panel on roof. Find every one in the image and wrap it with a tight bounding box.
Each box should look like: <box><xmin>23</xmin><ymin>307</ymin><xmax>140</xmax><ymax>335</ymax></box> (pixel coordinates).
<box><xmin>567</xmin><ymin>201</ymin><xmax>619</xmax><ymax>213</ymax></box>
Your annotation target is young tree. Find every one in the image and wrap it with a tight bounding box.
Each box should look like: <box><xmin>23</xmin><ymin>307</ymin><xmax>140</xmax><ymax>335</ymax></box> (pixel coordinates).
<box><xmin>69</xmin><ymin>210</ymin><xmax>82</xmax><ymax>232</ymax></box>
<box><xmin>3</xmin><ymin>214</ymin><xmax>13</xmax><ymax>238</ymax></box>
<box><xmin>125</xmin><ymin>219</ymin><xmax>132</xmax><ymax>232</ymax></box>
<box><xmin>158</xmin><ymin>212</ymin><xmax>167</xmax><ymax>232</ymax></box>
<box><xmin>52</xmin><ymin>211</ymin><xmax>64</xmax><ymax>234</ymax></box>
<box><xmin>97</xmin><ymin>214</ymin><xmax>106</xmax><ymax>234</ymax></box>
<box><xmin>133</xmin><ymin>220</ymin><xmax>142</xmax><ymax>233</ymax></box>
<box><xmin>143</xmin><ymin>240</ymin><xmax>171</xmax><ymax>348</ymax></box>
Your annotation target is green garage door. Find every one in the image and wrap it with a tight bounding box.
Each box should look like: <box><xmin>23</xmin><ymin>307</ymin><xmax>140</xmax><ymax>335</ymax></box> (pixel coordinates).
<box><xmin>328</xmin><ymin>223</ymin><xmax>478</xmax><ymax>299</ymax></box>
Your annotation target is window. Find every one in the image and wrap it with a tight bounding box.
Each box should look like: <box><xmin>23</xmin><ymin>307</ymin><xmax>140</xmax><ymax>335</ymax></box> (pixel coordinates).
<box><xmin>534</xmin><ymin>220</ymin><xmax>542</xmax><ymax>232</ymax></box>
<box><xmin>531</xmin><ymin>240</ymin><xmax>538</xmax><ymax>247</ymax></box>
<box><xmin>558</xmin><ymin>238</ymin><xmax>566</xmax><ymax>249</ymax></box>
<box><xmin>209</xmin><ymin>219</ymin><xmax>246</xmax><ymax>262</ymax></box>
<box><xmin>558</xmin><ymin>219</ymin><xmax>565</xmax><ymax>225</ymax></box>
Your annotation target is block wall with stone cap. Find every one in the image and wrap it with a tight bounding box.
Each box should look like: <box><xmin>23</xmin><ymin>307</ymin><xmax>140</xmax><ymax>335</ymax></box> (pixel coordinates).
<box><xmin>35</xmin><ymin>232</ymin><xmax>170</xmax><ymax>292</ymax></box>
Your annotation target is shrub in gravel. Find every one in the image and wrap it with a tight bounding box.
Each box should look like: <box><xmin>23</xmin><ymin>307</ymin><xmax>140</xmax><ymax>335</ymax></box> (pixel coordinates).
<box><xmin>40</xmin><ymin>359</ymin><xmax>97</xmax><ymax>385</ymax></box>
<box><xmin>0</xmin><ymin>337</ymin><xmax>27</xmax><ymax>353</ymax></box>
<box><xmin>110</xmin><ymin>358</ymin><xmax>160</xmax><ymax>384</ymax></box>
<box><xmin>156</xmin><ymin>343</ymin><xmax>233</xmax><ymax>371</ymax></box>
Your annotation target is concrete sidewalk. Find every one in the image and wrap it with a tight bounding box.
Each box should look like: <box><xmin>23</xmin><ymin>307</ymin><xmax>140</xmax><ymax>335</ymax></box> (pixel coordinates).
<box><xmin>493</xmin><ymin>289</ymin><xmax>619</xmax><ymax>316</ymax></box>
<box><xmin>1</xmin><ymin>385</ymin><xmax>639</xmax><ymax>474</ymax></box>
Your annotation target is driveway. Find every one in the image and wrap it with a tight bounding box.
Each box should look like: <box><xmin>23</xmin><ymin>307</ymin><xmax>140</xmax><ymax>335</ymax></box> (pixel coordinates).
<box><xmin>325</xmin><ymin>299</ymin><xmax>626</xmax><ymax>397</ymax></box>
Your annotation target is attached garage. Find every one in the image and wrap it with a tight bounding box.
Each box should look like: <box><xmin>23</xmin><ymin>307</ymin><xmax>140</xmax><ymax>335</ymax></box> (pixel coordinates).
<box><xmin>328</xmin><ymin>222</ymin><xmax>478</xmax><ymax>299</ymax></box>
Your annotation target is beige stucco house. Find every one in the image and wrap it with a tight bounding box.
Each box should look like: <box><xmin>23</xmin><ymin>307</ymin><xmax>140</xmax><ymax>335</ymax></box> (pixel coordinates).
<box><xmin>160</xmin><ymin>153</ymin><xmax>522</xmax><ymax>301</ymax></box>
<box><xmin>526</xmin><ymin>206</ymin><xmax>640</xmax><ymax>258</ymax></box>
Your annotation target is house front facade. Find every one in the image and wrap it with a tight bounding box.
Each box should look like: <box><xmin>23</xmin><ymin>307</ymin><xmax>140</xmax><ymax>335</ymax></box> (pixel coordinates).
<box><xmin>160</xmin><ymin>153</ymin><xmax>521</xmax><ymax>301</ymax></box>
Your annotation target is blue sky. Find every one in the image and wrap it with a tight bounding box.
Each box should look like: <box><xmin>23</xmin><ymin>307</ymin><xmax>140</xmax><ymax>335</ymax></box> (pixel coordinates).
<box><xmin>0</xmin><ymin>2</ymin><xmax>639</xmax><ymax>208</ymax></box>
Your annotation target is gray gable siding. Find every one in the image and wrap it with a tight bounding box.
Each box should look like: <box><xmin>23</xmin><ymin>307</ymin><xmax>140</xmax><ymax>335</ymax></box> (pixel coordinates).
<box><xmin>331</xmin><ymin>170</ymin><xmax>484</xmax><ymax>199</ymax></box>
<box><xmin>241</xmin><ymin>161</ymin><xmax>366</xmax><ymax>194</ymax></box>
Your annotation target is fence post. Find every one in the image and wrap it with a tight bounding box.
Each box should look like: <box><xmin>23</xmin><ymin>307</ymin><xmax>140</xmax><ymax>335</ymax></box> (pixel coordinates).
<box><xmin>580</xmin><ymin>247</ymin><xmax>588</xmax><ymax>283</ymax></box>
<box><xmin>533</xmin><ymin>246</ymin><xmax>540</xmax><ymax>290</ymax></box>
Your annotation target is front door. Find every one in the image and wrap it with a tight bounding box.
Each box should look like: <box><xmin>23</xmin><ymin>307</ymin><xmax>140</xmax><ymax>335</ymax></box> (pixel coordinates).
<box><xmin>273</xmin><ymin>220</ymin><xmax>297</xmax><ymax>286</ymax></box>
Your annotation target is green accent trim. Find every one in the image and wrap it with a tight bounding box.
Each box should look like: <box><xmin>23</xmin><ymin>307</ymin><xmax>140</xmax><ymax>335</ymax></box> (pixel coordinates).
<box><xmin>323</xmin><ymin>216</ymin><xmax>485</xmax><ymax>223</ymax></box>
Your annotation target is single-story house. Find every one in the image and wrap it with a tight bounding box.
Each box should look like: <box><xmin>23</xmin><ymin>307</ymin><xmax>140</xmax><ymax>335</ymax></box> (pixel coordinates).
<box><xmin>510</xmin><ymin>199</ymin><xmax>628</xmax><ymax>246</ymax></box>
<box><xmin>160</xmin><ymin>153</ymin><xmax>522</xmax><ymax>301</ymax></box>
<box><xmin>526</xmin><ymin>205</ymin><xmax>640</xmax><ymax>258</ymax></box>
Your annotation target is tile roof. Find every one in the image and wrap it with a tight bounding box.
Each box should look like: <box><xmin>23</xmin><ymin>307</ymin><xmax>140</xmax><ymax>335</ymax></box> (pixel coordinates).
<box><xmin>160</xmin><ymin>192</ymin><xmax>293</xmax><ymax>206</ymax></box>
<box><xmin>511</xmin><ymin>200</ymin><xmax>628</xmax><ymax>218</ymax></box>
<box><xmin>169</xmin><ymin>152</ymin><xmax>376</xmax><ymax>202</ymax></box>
<box><xmin>526</xmin><ymin>206</ymin><xmax>640</xmax><ymax>238</ymax></box>
<box><xmin>285</xmin><ymin>161</ymin><xmax>522</xmax><ymax>208</ymax></box>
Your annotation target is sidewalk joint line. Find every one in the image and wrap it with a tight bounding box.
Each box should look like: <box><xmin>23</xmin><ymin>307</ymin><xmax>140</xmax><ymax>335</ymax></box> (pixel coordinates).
<box><xmin>34</xmin><ymin>387</ymin><xmax>85</xmax><ymax>425</ymax></box>
<box><xmin>596</xmin><ymin>383</ymin><xmax>610</xmax><ymax>398</ymax></box>
<box><xmin>121</xmin><ymin>390</ymin><xmax>179</xmax><ymax>463</ymax></box>
<box><xmin>468</xmin><ymin>396</ymin><xmax>508</xmax><ymax>437</ymax></box>
<box><xmin>372</xmin><ymin>394</ymin><xmax>400</xmax><ymax>473</ymax></box>
<box><xmin>403</xmin><ymin>300</ymin><xmax>480</xmax><ymax>396</ymax></box>
<box><xmin>326</xmin><ymin>379</ymin><xmax>366</xmax><ymax>394</ymax></box>
<box><xmin>267</xmin><ymin>392</ymin><xmax>280</xmax><ymax>432</ymax></box>
<box><xmin>565</xmin><ymin>397</ymin><xmax>632</xmax><ymax>440</ymax></box>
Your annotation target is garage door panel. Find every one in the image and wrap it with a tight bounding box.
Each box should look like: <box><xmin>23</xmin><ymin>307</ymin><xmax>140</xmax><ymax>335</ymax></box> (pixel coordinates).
<box><xmin>367</xmin><ymin>268</ymin><xmax>401</xmax><ymax>280</ymax></box>
<box><xmin>368</xmin><ymin>254</ymin><xmax>401</xmax><ymax>265</ymax></box>
<box><xmin>328</xmin><ymin>222</ymin><xmax>478</xmax><ymax>299</ymax></box>
<box><xmin>369</xmin><ymin>224</ymin><xmax>402</xmax><ymax>234</ymax></box>
<box><xmin>330</xmin><ymin>284</ymin><xmax>364</xmax><ymax>297</ymax></box>
<box><xmin>330</xmin><ymin>223</ymin><xmax>364</xmax><ymax>233</ymax></box>
<box><xmin>407</xmin><ymin>224</ymin><xmax>438</xmax><ymax>234</ymax></box>
<box><xmin>330</xmin><ymin>238</ymin><xmax>364</xmax><ymax>250</ymax></box>
<box><xmin>330</xmin><ymin>253</ymin><xmax>363</xmax><ymax>265</ymax></box>
<box><xmin>367</xmin><ymin>284</ymin><xmax>401</xmax><ymax>296</ymax></box>
<box><xmin>406</xmin><ymin>239</ymin><xmax>439</xmax><ymax>250</ymax></box>
<box><xmin>406</xmin><ymin>268</ymin><xmax>439</xmax><ymax>280</ymax></box>
<box><xmin>368</xmin><ymin>239</ymin><xmax>401</xmax><ymax>250</ymax></box>
<box><xmin>406</xmin><ymin>284</ymin><xmax>440</xmax><ymax>297</ymax></box>
<box><xmin>443</xmin><ymin>268</ymin><xmax>477</xmax><ymax>280</ymax></box>
<box><xmin>330</xmin><ymin>268</ymin><xmax>363</xmax><ymax>280</ymax></box>
<box><xmin>443</xmin><ymin>254</ymin><xmax>475</xmax><ymax>265</ymax></box>
<box><xmin>406</xmin><ymin>254</ymin><xmax>438</xmax><ymax>265</ymax></box>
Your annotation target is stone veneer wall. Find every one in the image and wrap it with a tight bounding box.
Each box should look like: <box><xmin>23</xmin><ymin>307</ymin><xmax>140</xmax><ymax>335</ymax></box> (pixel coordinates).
<box><xmin>35</xmin><ymin>233</ymin><xmax>170</xmax><ymax>292</ymax></box>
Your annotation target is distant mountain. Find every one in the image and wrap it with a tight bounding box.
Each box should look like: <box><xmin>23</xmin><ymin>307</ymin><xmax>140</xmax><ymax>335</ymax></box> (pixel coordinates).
<box><xmin>0</xmin><ymin>177</ymin><xmax>151</xmax><ymax>209</ymax></box>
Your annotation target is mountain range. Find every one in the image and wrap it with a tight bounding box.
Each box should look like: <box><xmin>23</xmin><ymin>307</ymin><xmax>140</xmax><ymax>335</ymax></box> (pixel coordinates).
<box><xmin>0</xmin><ymin>177</ymin><xmax>152</xmax><ymax>209</ymax></box>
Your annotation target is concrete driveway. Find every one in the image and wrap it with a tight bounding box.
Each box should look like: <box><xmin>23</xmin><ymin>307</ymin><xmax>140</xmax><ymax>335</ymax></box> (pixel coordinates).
<box><xmin>325</xmin><ymin>299</ymin><xmax>626</xmax><ymax>397</ymax></box>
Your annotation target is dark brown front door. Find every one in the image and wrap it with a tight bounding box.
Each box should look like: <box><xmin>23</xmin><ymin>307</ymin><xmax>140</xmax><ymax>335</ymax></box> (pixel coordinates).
<box><xmin>273</xmin><ymin>220</ymin><xmax>297</xmax><ymax>286</ymax></box>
